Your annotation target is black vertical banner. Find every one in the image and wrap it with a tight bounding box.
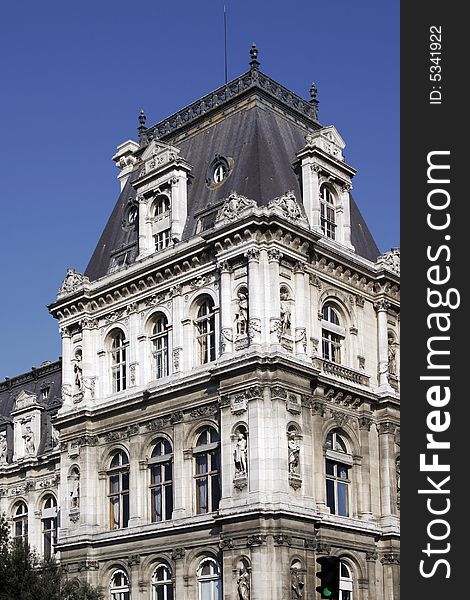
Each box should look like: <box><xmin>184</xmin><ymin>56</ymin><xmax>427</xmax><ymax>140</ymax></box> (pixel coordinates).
<box><xmin>401</xmin><ymin>3</ymin><xmax>466</xmax><ymax>599</ymax></box>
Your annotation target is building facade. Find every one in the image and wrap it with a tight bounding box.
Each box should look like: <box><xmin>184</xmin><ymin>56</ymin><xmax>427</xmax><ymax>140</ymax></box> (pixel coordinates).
<box><xmin>0</xmin><ymin>48</ymin><xmax>400</xmax><ymax>599</ymax></box>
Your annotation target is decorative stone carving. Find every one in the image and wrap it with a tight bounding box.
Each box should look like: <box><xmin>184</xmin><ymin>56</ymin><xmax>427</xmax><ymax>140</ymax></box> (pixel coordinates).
<box><xmin>172</xmin><ymin>547</ymin><xmax>186</xmax><ymax>560</ymax></box>
<box><xmin>381</xmin><ymin>552</ymin><xmax>400</xmax><ymax>565</ymax></box>
<box><xmin>189</xmin><ymin>405</ymin><xmax>218</xmax><ymax>420</ymax></box>
<box><xmin>128</xmin><ymin>554</ymin><xmax>141</xmax><ymax>567</ymax></box>
<box><xmin>377</xmin><ymin>247</ymin><xmax>400</xmax><ymax>275</ymax></box>
<box><xmin>247</xmin><ymin>318</ymin><xmax>261</xmax><ymax>342</ymax></box>
<box><xmin>0</xmin><ymin>432</ymin><xmax>7</xmax><ymax>465</ymax></box>
<box><xmin>279</xmin><ymin>289</ymin><xmax>292</xmax><ymax>336</ymax></box>
<box><xmin>103</xmin><ymin>424</ymin><xmax>139</xmax><ymax>443</ymax></box>
<box><xmin>83</xmin><ymin>376</ymin><xmax>96</xmax><ymax>399</ymax></box>
<box><xmin>235</xmin><ymin>289</ymin><xmax>249</xmax><ymax>335</ymax></box>
<box><xmin>246</xmin><ymin>534</ymin><xmax>264</xmax><ymax>547</ymax></box>
<box><xmin>57</xmin><ymin>268</ymin><xmax>90</xmax><ymax>297</ymax></box>
<box><xmin>216</xmin><ymin>193</ymin><xmax>257</xmax><ymax>222</ymax></box>
<box><xmin>273</xmin><ymin>533</ymin><xmax>292</xmax><ymax>546</ymax></box>
<box><xmin>388</xmin><ymin>336</ymin><xmax>397</xmax><ymax>375</ymax></box>
<box><xmin>236</xmin><ymin>561</ymin><xmax>251</xmax><ymax>600</ymax></box>
<box><xmin>268</xmin><ymin>191</ymin><xmax>302</xmax><ymax>220</ymax></box>
<box><xmin>366</xmin><ymin>550</ymin><xmax>379</xmax><ymax>561</ymax></box>
<box><xmin>291</xmin><ymin>568</ymin><xmax>305</xmax><ymax>599</ymax></box>
<box><xmin>245</xmin><ymin>248</ymin><xmax>260</xmax><ymax>262</ymax></box>
<box><xmin>22</xmin><ymin>426</ymin><xmax>36</xmax><ymax>457</ymax></box>
<box><xmin>396</xmin><ymin>455</ymin><xmax>400</xmax><ymax>508</ymax></box>
<box><xmin>267</xmin><ymin>248</ymin><xmax>283</xmax><ymax>263</ymax></box>
<box><xmin>70</xmin><ymin>471</ymin><xmax>80</xmax><ymax>509</ymax></box>
<box><xmin>220</xmin><ymin>328</ymin><xmax>233</xmax><ymax>353</ymax></box>
<box><xmin>358</xmin><ymin>416</ymin><xmax>373</xmax><ymax>431</ymax></box>
<box><xmin>218</xmin><ymin>537</ymin><xmax>234</xmax><ymax>551</ymax></box>
<box><xmin>288</xmin><ymin>433</ymin><xmax>300</xmax><ymax>475</ymax></box>
<box><xmin>233</xmin><ymin>430</ymin><xmax>248</xmax><ymax>475</ymax></box>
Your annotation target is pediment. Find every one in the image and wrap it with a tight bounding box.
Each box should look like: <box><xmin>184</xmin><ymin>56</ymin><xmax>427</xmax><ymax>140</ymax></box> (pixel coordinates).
<box><xmin>13</xmin><ymin>390</ymin><xmax>39</xmax><ymax>412</ymax></box>
<box><xmin>305</xmin><ymin>125</ymin><xmax>346</xmax><ymax>161</ymax></box>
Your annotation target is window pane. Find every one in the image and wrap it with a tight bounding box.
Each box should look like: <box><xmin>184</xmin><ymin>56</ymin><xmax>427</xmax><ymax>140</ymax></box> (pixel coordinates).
<box><xmin>338</xmin><ymin>482</ymin><xmax>348</xmax><ymax>516</ymax></box>
<box><xmin>122</xmin><ymin>472</ymin><xmax>129</xmax><ymax>491</ymax></box>
<box><xmin>196</xmin><ymin>454</ymin><xmax>208</xmax><ymax>474</ymax></box>
<box><xmin>197</xmin><ymin>478</ymin><xmax>208</xmax><ymax>513</ymax></box>
<box><xmin>211</xmin><ymin>474</ymin><xmax>221</xmax><ymax>511</ymax></box>
<box><xmin>152</xmin><ymin>488</ymin><xmax>162</xmax><ymax>522</ymax></box>
<box><xmin>326</xmin><ymin>460</ymin><xmax>335</xmax><ymax>475</ymax></box>
<box><xmin>326</xmin><ymin>479</ymin><xmax>336</xmax><ymax>514</ymax></box>
<box><xmin>338</xmin><ymin>465</ymin><xmax>349</xmax><ymax>480</ymax></box>
<box><xmin>122</xmin><ymin>493</ymin><xmax>129</xmax><ymax>527</ymax></box>
<box><xmin>165</xmin><ymin>484</ymin><xmax>173</xmax><ymax>520</ymax></box>
<box><xmin>200</xmin><ymin>581</ymin><xmax>211</xmax><ymax>600</ymax></box>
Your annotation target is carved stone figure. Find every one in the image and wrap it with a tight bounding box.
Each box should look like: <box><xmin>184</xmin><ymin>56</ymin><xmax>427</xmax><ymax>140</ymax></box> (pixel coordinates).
<box><xmin>23</xmin><ymin>426</ymin><xmax>35</xmax><ymax>456</ymax></box>
<box><xmin>58</xmin><ymin>268</ymin><xmax>89</xmax><ymax>296</ymax></box>
<box><xmin>280</xmin><ymin>290</ymin><xmax>292</xmax><ymax>335</ymax></box>
<box><xmin>388</xmin><ymin>338</ymin><xmax>397</xmax><ymax>375</ymax></box>
<box><xmin>74</xmin><ymin>353</ymin><xmax>83</xmax><ymax>391</ymax></box>
<box><xmin>291</xmin><ymin>568</ymin><xmax>304</xmax><ymax>599</ymax></box>
<box><xmin>396</xmin><ymin>456</ymin><xmax>400</xmax><ymax>504</ymax></box>
<box><xmin>234</xmin><ymin>432</ymin><xmax>248</xmax><ymax>475</ymax></box>
<box><xmin>237</xmin><ymin>562</ymin><xmax>250</xmax><ymax>600</ymax></box>
<box><xmin>288</xmin><ymin>434</ymin><xmax>300</xmax><ymax>474</ymax></box>
<box><xmin>0</xmin><ymin>433</ymin><xmax>7</xmax><ymax>464</ymax></box>
<box><xmin>70</xmin><ymin>472</ymin><xmax>80</xmax><ymax>509</ymax></box>
<box><xmin>269</xmin><ymin>191</ymin><xmax>302</xmax><ymax>220</ymax></box>
<box><xmin>216</xmin><ymin>193</ymin><xmax>257</xmax><ymax>222</ymax></box>
<box><xmin>377</xmin><ymin>247</ymin><xmax>400</xmax><ymax>275</ymax></box>
<box><xmin>51</xmin><ymin>425</ymin><xmax>60</xmax><ymax>448</ymax></box>
<box><xmin>235</xmin><ymin>290</ymin><xmax>249</xmax><ymax>335</ymax></box>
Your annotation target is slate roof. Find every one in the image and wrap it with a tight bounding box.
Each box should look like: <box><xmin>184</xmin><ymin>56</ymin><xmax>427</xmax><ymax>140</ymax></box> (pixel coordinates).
<box><xmin>85</xmin><ymin>69</ymin><xmax>380</xmax><ymax>281</ymax></box>
<box><xmin>0</xmin><ymin>361</ymin><xmax>62</xmax><ymax>461</ymax></box>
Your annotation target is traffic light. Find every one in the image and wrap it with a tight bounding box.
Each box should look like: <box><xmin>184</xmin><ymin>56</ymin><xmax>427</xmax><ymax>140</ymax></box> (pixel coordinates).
<box><xmin>316</xmin><ymin>555</ymin><xmax>340</xmax><ymax>599</ymax></box>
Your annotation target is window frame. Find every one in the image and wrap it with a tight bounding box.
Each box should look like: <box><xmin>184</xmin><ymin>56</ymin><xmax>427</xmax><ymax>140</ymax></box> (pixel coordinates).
<box><xmin>110</xmin><ymin>569</ymin><xmax>131</xmax><ymax>600</ymax></box>
<box><xmin>197</xmin><ymin>557</ymin><xmax>222</xmax><ymax>600</ymax></box>
<box><xmin>320</xmin><ymin>184</ymin><xmax>337</xmax><ymax>239</ymax></box>
<box><xmin>152</xmin><ymin>563</ymin><xmax>174</xmax><ymax>600</ymax></box>
<box><xmin>110</xmin><ymin>330</ymin><xmax>128</xmax><ymax>393</ymax></box>
<box><xmin>194</xmin><ymin>298</ymin><xmax>216</xmax><ymax>365</ymax></box>
<box><xmin>321</xmin><ymin>303</ymin><xmax>345</xmax><ymax>364</ymax></box>
<box><xmin>149</xmin><ymin>439</ymin><xmax>174</xmax><ymax>523</ymax></box>
<box><xmin>12</xmin><ymin>501</ymin><xmax>28</xmax><ymax>544</ymax></box>
<box><xmin>108</xmin><ymin>450</ymin><xmax>130</xmax><ymax>530</ymax></box>
<box><xmin>41</xmin><ymin>494</ymin><xmax>58</xmax><ymax>560</ymax></box>
<box><xmin>325</xmin><ymin>431</ymin><xmax>353</xmax><ymax>517</ymax></box>
<box><xmin>150</xmin><ymin>314</ymin><xmax>170</xmax><ymax>380</ymax></box>
<box><xmin>193</xmin><ymin>427</ymin><xmax>221</xmax><ymax>515</ymax></box>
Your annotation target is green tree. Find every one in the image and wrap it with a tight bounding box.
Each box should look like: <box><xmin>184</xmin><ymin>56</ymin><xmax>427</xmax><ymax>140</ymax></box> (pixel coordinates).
<box><xmin>0</xmin><ymin>515</ymin><xmax>103</xmax><ymax>600</ymax></box>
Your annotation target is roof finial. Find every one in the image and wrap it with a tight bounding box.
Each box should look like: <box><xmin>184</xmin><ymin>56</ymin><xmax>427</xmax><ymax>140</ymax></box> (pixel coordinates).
<box><xmin>309</xmin><ymin>82</ymin><xmax>318</xmax><ymax>100</ymax></box>
<box><xmin>249</xmin><ymin>43</ymin><xmax>260</xmax><ymax>70</ymax></box>
<box><xmin>138</xmin><ymin>109</ymin><xmax>148</xmax><ymax>146</ymax></box>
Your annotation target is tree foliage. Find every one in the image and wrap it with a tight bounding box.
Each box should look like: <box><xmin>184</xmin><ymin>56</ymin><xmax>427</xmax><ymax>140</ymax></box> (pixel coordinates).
<box><xmin>0</xmin><ymin>515</ymin><xmax>103</xmax><ymax>600</ymax></box>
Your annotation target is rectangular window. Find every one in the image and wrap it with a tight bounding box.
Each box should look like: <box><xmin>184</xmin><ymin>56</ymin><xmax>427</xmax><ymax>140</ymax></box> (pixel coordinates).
<box><xmin>155</xmin><ymin>229</ymin><xmax>171</xmax><ymax>251</ymax></box>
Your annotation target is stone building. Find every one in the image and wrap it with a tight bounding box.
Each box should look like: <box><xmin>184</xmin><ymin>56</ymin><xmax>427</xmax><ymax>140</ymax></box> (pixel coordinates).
<box><xmin>0</xmin><ymin>47</ymin><xmax>400</xmax><ymax>599</ymax></box>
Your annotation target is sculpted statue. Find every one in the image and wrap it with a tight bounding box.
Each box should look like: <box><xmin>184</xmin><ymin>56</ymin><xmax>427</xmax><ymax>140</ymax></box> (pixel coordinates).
<box><xmin>0</xmin><ymin>433</ymin><xmax>7</xmax><ymax>464</ymax></box>
<box><xmin>288</xmin><ymin>434</ymin><xmax>300</xmax><ymax>474</ymax></box>
<box><xmin>291</xmin><ymin>568</ymin><xmax>305</xmax><ymax>599</ymax></box>
<box><xmin>70</xmin><ymin>472</ymin><xmax>80</xmax><ymax>509</ymax></box>
<box><xmin>280</xmin><ymin>290</ymin><xmax>292</xmax><ymax>335</ymax></box>
<box><xmin>74</xmin><ymin>353</ymin><xmax>83</xmax><ymax>391</ymax></box>
<box><xmin>388</xmin><ymin>338</ymin><xmax>397</xmax><ymax>375</ymax></box>
<box><xmin>235</xmin><ymin>290</ymin><xmax>249</xmax><ymax>335</ymax></box>
<box><xmin>237</xmin><ymin>562</ymin><xmax>250</xmax><ymax>600</ymax></box>
<box><xmin>234</xmin><ymin>431</ymin><xmax>248</xmax><ymax>475</ymax></box>
<box><xmin>51</xmin><ymin>425</ymin><xmax>60</xmax><ymax>449</ymax></box>
<box><xmin>23</xmin><ymin>426</ymin><xmax>35</xmax><ymax>456</ymax></box>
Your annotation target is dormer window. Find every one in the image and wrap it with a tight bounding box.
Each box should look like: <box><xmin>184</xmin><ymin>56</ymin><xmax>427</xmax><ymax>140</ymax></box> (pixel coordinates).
<box><xmin>320</xmin><ymin>184</ymin><xmax>336</xmax><ymax>239</ymax></box>
<box><xmin>207</xmin><ymin>155</ymin><xmax>232</xmax><ymax>189</ymax></box>
<box><xmin>155</xmin><ymin>229</ymin><xmax>171</xmax><ymax>251</ymax></box>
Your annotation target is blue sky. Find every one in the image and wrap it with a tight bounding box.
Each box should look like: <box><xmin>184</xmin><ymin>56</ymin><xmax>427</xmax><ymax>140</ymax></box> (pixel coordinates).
<box><xmin>0</xmin><ymin>0</ymin><xmax>399</xmax><ymax>379</ymax></box>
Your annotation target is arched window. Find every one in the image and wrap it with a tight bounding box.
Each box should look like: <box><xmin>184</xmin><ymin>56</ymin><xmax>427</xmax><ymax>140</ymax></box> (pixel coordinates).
<box><xmin>339</xmin><ymin>561</ymin><xmax>354</xmax><ymax>600</ymax></box>
<box><xmin>108</xmin><ymin>450</ymin><xmax>130</xmax><ymax>529</ymax></box>
<box><xmin>149</xmin><ymin>439</ymin><xmax>173</xmax><ymax>522</ymax></box>
<box><xmin>110</xmin><ymin>570</ymin><xmax>131</xmax><ymax>600</ymax></box>
<box><xmin>321</xmin><ymin>303</ymin><xmax>343</xmax><ymax>363</ymax></box>
<box><xmin>197</xmin><ymin>558</ymin><xmax>222</xmax><ymax>600</ymax></box>
<box><xmin>194</xmin><ymin>427</ymin><xmax>220</xmax><ymax>514</ymax></box>
<box><xmin>150</xmin><ymin>315</ymin><xmax>169</xmax><ymax>379</ymax></box>
<box><xmin>325</xmin><ymin>431</ymin><xmax>352</xmax><ymax>517</ymax></box>
<box><xmin>152</xmin><ymin>563</ymin><xmax>174</xmax><ymax>600</ymax></box>
<box><xmin>320</xmin><ymin>184</ymin><xmax>336</xmax><ymax>239</ymax></box>
<box><xmin>110</xmin><ymin>330</ymin><xmax>127</xmax><ymax>393</ymax></box>
<box><xmin>194</xmin><ymin>298</ymin><xmax>216</xmax><ymax>365</ymax></box>
<box><xmin>12</xmin><ymin>501</ymin><xmax>28</xmax><ymax>544</ymax></box>
<box><xmin>41</xmin><ymin>495</ymin><xmax>58</xmax><ymax>560</ymax></box>
<box><xmin>153</xmin><ymin>195</ymin><xmax>171</xmax><ymax>216</ymax></box>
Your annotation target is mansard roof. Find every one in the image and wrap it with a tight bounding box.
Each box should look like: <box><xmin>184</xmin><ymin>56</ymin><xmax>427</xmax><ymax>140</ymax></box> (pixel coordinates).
<box><xmin>85</xmin><ymin>65</ymin><xmax>379</xmax><ymax>281</ymax></box>
<box><xmin>0</xmin><ymin>360</ymin><xmax>62</xmax><ymax>457</ymax></box>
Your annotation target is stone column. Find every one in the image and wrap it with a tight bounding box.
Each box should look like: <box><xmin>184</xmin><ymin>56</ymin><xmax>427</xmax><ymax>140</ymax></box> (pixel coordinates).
<box><xmin>80</xmin><ymin>317</ymin><xmax>98</xmax><ymax>404</ymax></box>
<box><xmin>381</xmin><ymin>553</ymin><xmax>400</xmax><ymax>600</ymax></box>
<box><xmin>365</xmin><ymin>551</ymin><xmax>379</xmax><ymax>600</ymax></box>
<box><xmin>294</xmin><ymin>261</ymin><xmax>308</xmax><ymax>357</ymax></box>
<box><xmin>181</xmin><ymin>318</ymin><xmax>192</xmax><ymax>371</ymax></box>
<box><xmin>127</xmin><ymin>308</ymin><xmax>140</xmax><ymax>389</ymax></box>
<box><xmin>301</xmin><ymin>160</ymin><xmax>322</xmax><ymax>231</ymax></box>
<box><xmin>375</xmin><ymin>299</ymin><xmax>392</xmax><ymax>390</ymax></box>
<box><xmin>60</xmin><ymin>326</ymin><xmax>73</xmax><ymax>406</ymax></box>
<box><xmin>246</xmin><ymin>249</ymin><xmax>262</xmax><ymax>347</ymax></box>
<box><xmin>172</xmin><ymin>420</ymin><xmax>187</xmax><ymax>519</ymax></box>
<box><xmin>218</xmin><ymin>261</ymin><xmax>233</xmax><ymax>356</ymax></box>
<box><xmin>359</xmin><ymin>416</ymin><xmax>373</xmax><ymax>519</ymax></box>
<box><xmin>171</xmin><ymin>285</ymin><xmax>183</xmax><ymax>374</ymax></box>
<box><xmin>312</xmin><ymin>397</ymin><xmax>327</xmax><ymax>511</ymax></box>
<box><xmin>340</xmin><ymin>183</ymin><xmax>354</xmax><ymax>248</ymax></box>
<box><xmin>266</xmin><ymin>248</ymin><xmax>282</xmax><ymax>346</ymax></box>
<box><xmin>378</xmin><ymin>422</ymin><xmax>398</xmax><ymax>519</ymax></box>
<box><xmin>170</xmin><ymin>171</ymin><xmax>188</xmax><ymax>242</ymax></box>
